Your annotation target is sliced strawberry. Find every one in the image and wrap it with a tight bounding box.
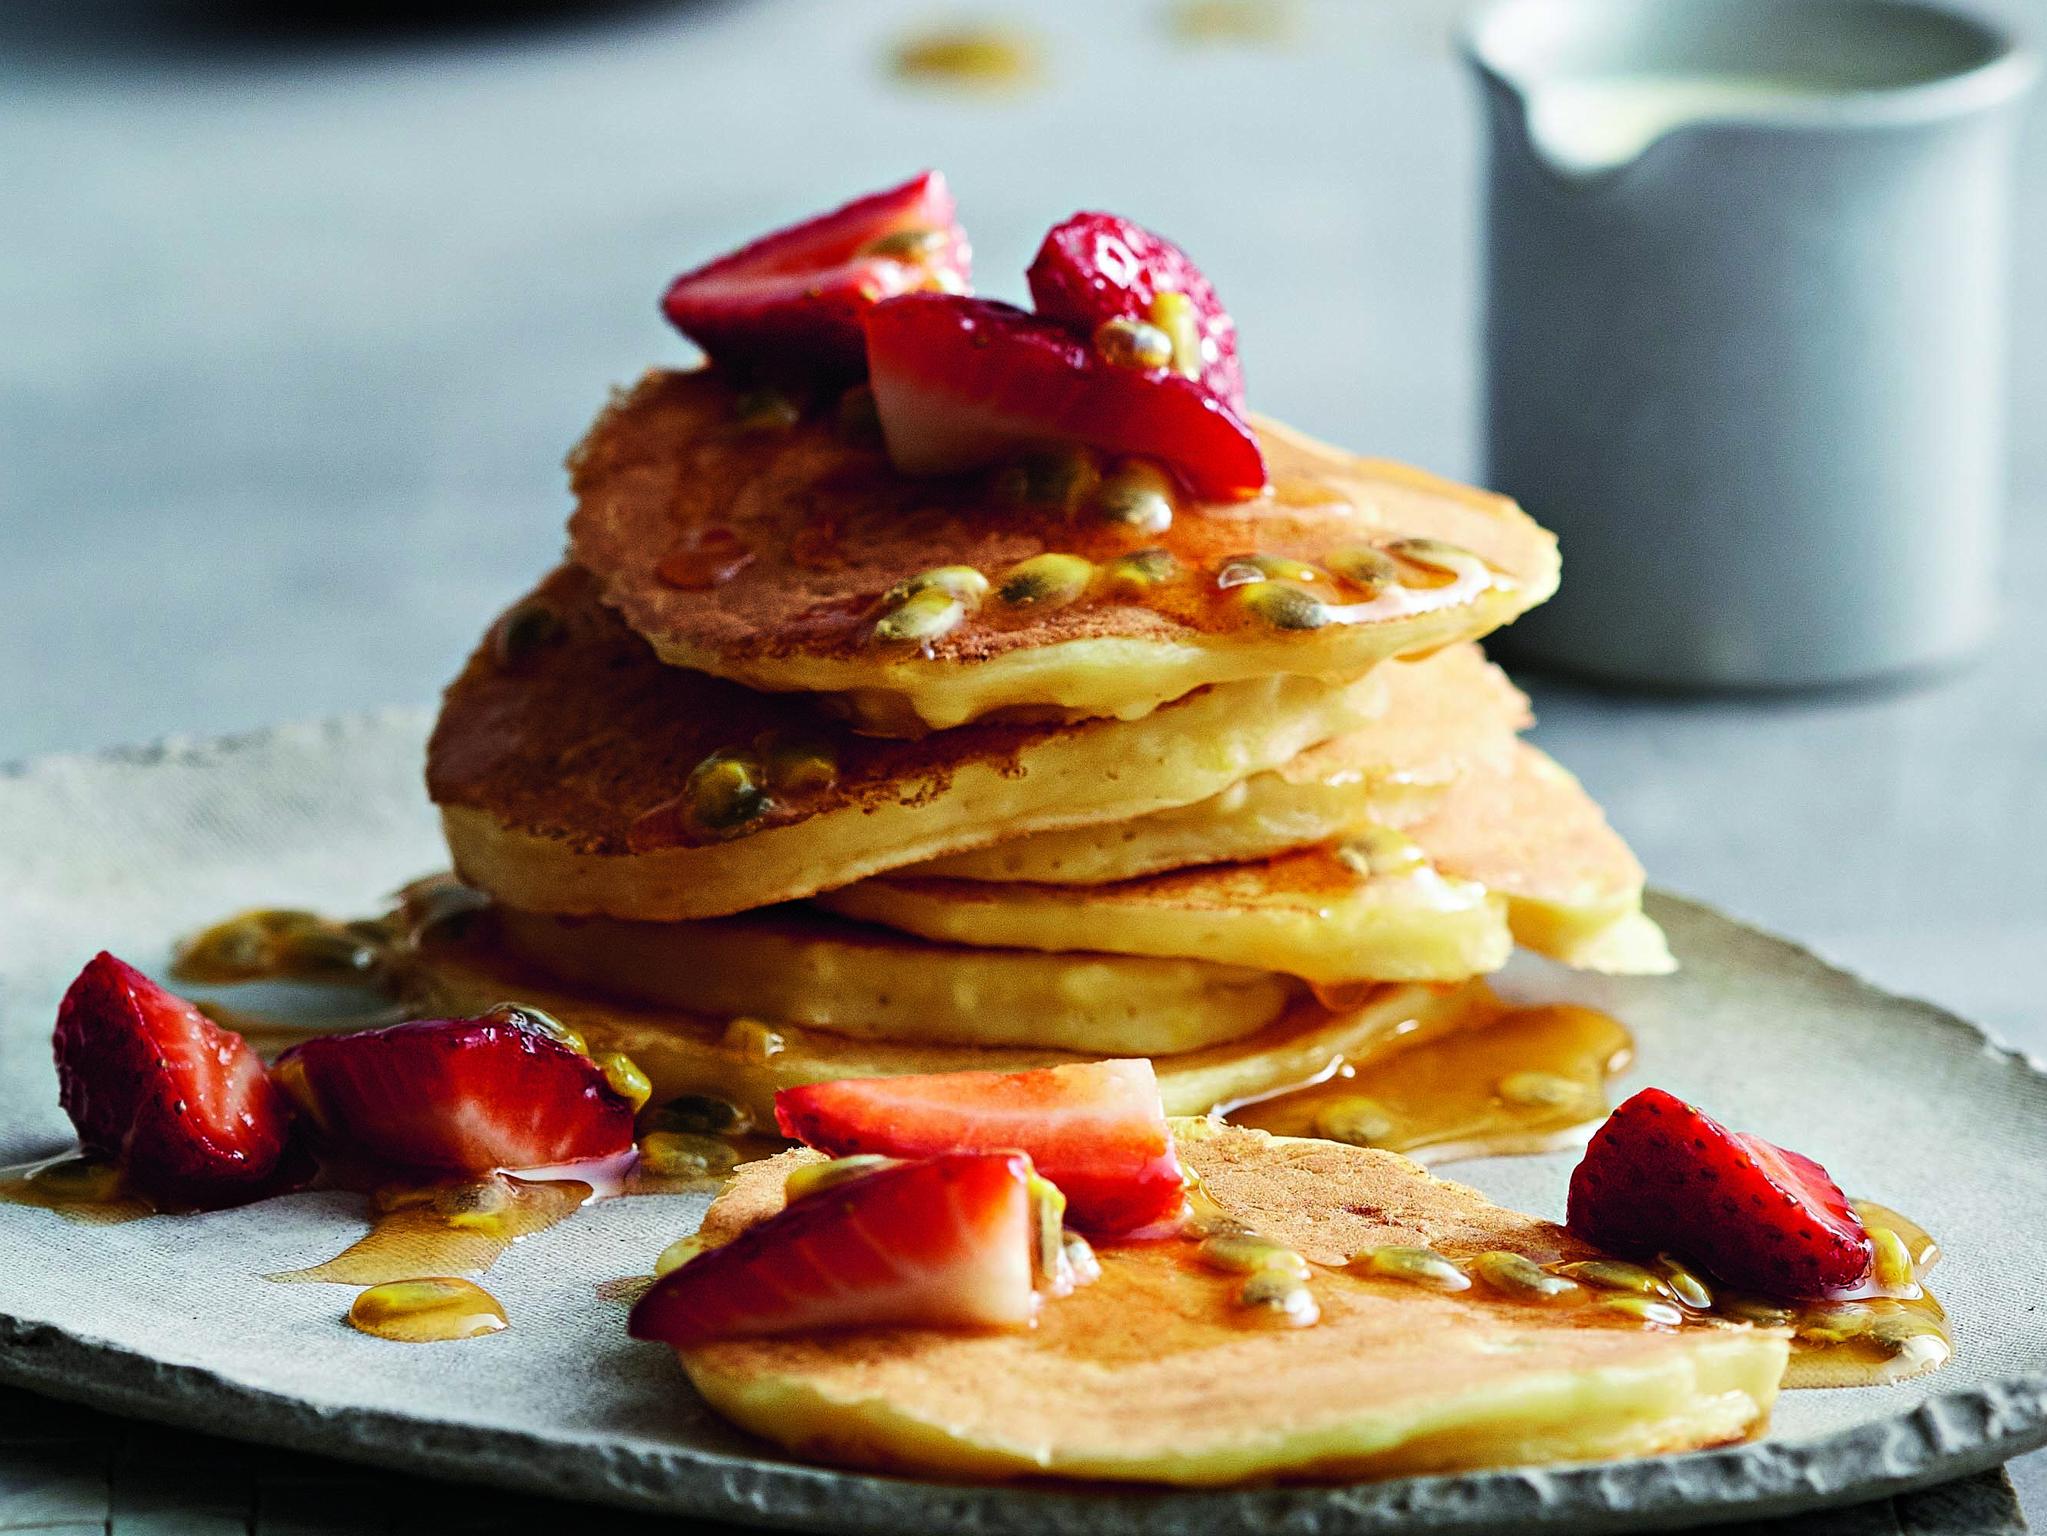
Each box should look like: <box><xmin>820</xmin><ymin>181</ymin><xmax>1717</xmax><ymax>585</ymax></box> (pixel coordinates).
<box><xmin>1567</xmin><ymin>1087</ymin><xmax>1874</xmax><ymax>1300</ymax></box>
<box><xmin>274</xmin><ymin>1010</ymin><xmax>634</xmax><ymax>1177</ymax></box>
<box><xmin>864</xmin><ymin>294</ymin><xmax>1266</xmax><ymax>499</ymax></box>
<box><xmin>775</xmin><ymin>1059</ymin><xmax>1184</xmax><ymax>1234</ymax></box>
<box><xmin>662</xmin><ymin>171</ymin><xmax>970</xmax><ymax>375</ymax></box>
<box><xmin>1027</xmin><ymin>211</ymin><xmax>1245</xmax><ymax>412</ymax></box>
<box><xmin>629</xmin><ymin>1151</ymin><xmax>1038</xmax><ymax>1347</ymax></box>
<box><xmin>53</xmin><ymin>952</ymin><xmax>299</xmax><ymax>1209</ymax></box>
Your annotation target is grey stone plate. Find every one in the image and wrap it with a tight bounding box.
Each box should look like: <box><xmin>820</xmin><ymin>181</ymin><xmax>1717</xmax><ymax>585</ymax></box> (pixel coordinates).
<box><xmin>2</xmin><ymin>714</ymin><xmax>2044</xmax><ymax>1535</ymax></box>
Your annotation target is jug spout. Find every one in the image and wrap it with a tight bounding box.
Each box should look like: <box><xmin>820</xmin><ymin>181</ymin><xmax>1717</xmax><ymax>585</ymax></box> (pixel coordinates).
<box><xmin>1463</xmin><ymin>0</ymin><xmax>2039</xmax><ymax>182</ymax></box>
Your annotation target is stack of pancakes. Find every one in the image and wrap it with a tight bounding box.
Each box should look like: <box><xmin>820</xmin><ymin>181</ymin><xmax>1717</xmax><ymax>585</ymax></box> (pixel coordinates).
<box><xmin>417</xmin><ymin>369</ymin><xmax>1670</xmax><ymax>1124</ymax></box>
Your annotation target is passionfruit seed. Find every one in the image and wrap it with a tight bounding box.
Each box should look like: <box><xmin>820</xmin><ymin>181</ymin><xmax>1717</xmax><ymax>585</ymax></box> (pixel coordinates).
<box><xmin>684</xmin><ymin>751</ymin><xmax>772</xmax><ymax>835</ymax></box>
<box><xmin>997</xmin><ymin>553</ymin><xmax>1095</xmax><ymax>610</ymax></box>
<box><xmin>1313</xmin><ymin>1096</ymin><xmax>1396</xmax><ymax>1147</ymax></box>
<box><xmin>1197</xmin><ymin>1232</ymin><xmax>1312</xmax><ymax>1281</ymax></box>
<box><xmin>1601</xmin><ymin>1295</ymin><xmax>1684</xmax><ymax>1327</ymax></box>
<box><xmin>1556</xmin><ymin>1260</ymin><xmax>1677</xmax><ymax>1300</ymax></box>
<box><xmin>1104</xmin><ymin>547</ymin><xmax>1179</xmax><ymax>594</ymax></box>
<box><xmin>1093</xmin><ymin>461</ymin><xmax>1177</xmax><ymax>533</ymax></box>
<box><xmin>1238</xmin><ymin>1268</ymin><xmax>1320</xmax><ymax>1326</ymax></box>
<box><xmin>1237</xmin><ymin>581</ymin><xmax>1329</xmax><ymax>630</ymax></box>
<box><xmin>1093</xmin><ymin>316</ymin><xmax>1176</xmax><ymax>372</ymax></box>
<box><xmin>1470</xmin><ymin>1250</ymin><xmax>1581</xmax><ymax>1302</ymax></box>
<box><xmin>1358</xmin><ymin>1246</ymin><xmax>1471</xmax><ymax>1292</ymax></box>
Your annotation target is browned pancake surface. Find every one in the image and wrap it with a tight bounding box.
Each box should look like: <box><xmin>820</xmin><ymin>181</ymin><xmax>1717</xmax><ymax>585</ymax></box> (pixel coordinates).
<box><xmin>429</xmin><ymin>566</ymin><xmax>1075</xmax><ymax>855</ymax></box>
<box><xmin>567</xmin><ymin>369</ymin><xmax>1556</xmax><ymax>668</ymax></box>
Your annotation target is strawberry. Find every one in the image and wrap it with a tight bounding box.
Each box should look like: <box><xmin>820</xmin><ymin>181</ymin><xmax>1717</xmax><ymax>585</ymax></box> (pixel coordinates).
<box><xmin>274</xmin><ymin>1010</ymin><xmax>634</xmax><ymax>1178</ymax></box>
<box><xmin>53</xmin><ymin>951</ymin><xmax>299</xmax><ymax>1209</ymax></box>
<box><xmin>629</xmin><ymin>1151</ymin><xmax>1038</xmax><ymax>1347</ymax></box>
<box><xmin>1567</xmin><ymin>1087</ymin><xmax>1874</xmax><ymax>1300</ymax></box>
<box><xmin>774</xmin><ymin>1059</ymin><xmax>1185</xmax><ymax>1234</ymax></box>
<box><xmin>662</xmin><ymin>171</ymin><xmax>970</xmax><ymax>375</ymax></box>
<box><xmin>863</xmin><ymin>294</ymin><xmax>1266</xmax><ymax>499</ymax></box>
<box><xmin>1027</xmin><ymin>211</ymin><xmax>1245</xmax><ymax>412</ymax></box>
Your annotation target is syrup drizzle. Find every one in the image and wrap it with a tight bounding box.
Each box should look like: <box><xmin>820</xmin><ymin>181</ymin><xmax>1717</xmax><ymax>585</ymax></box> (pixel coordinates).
<box><xmin>267</xmin><ymin>1175</ymin><xmax>596</xmax><ymax>1286</ymax></box>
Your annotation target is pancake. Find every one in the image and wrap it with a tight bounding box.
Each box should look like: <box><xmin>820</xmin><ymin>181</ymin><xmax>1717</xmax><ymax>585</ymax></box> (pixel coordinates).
<box><xmin>813</xmin><ymin>843</ymin><xmax>1515</xmax><ymax>987</ymax></box>
<box><xmin>397</xmin><ymin>912</ymin><xmax>1471</xmax><ymax>1124</ymax></box>
<box><xmin>493</xmin><ymin>904</ymin><xmax>1301</xmax><ymax>1056</ymax></box>
<box><xmin>671</xmin><ymin>1122</ymin><xmax>1788</xmax><ymax>1485</ymax></box>
<box><xmin>826</xmin><ymin>740</ymin><xmax>1671</xmax><ymax>980</ymax></box>
<box><xmin>1413</xmin><ymin>743</ymin><xmax>1674</xmax><ymax>975</ymax></box>
<box><xmin>567</xmin><ymin>369</ymin><xmax>1560</xmax><ymax>734</ymax></box>
<box><xmin>429</xmin><ymin>567</ymin><xmax>1382</xmax><ymax>921</ymax></box>
<box><xmin>911</xmin><ymin>644</ymin><xmax>1529</xmax><ymax>885</ymax></box>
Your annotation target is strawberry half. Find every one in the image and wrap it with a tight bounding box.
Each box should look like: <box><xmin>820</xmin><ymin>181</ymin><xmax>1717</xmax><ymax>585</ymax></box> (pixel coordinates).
<box><xmin>274</xmin><ymin>1011</ymin><xmax>634</xmax><ymax>1178</ymax></box>
<box><xmin>864</xmin><ymin>294</ymin><xmax>1266</xmax><ymax>499</ymax></box>
<box><xmin>1567</xmin><ymin>1087</ymin><xmax>1874</xmax><ymax>1300</ymax></box>
<box><xmin>629</xmin><ymin>1151</ymin><xmax>1038</xmax><ymax>1347</ymax></box>
<box><xmin>775</xmin><ymin>1059</ymin><xmax>1184</xmax><ymax>1234</ymax></box>
<box><xmin>662</xmin><ymin>170</ymin><xmax>970</xmax><ymax>375</ymax></box>
<box><xmin>1027</xmin><ymin>211</ymin><xmax>1245</xmax><ymax>412</ymax></box>
<box><xmin>53</xmin><ymin>951</ymin><xmax>299</xmax><ymax>1209</ymax></box>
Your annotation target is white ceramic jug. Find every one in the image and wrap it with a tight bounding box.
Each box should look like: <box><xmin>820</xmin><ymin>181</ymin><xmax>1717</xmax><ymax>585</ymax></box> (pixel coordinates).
<box><xmin>1464</xmin><ymin>0</ymin><xmax>2036</xmax><ymax>687</ymax></box>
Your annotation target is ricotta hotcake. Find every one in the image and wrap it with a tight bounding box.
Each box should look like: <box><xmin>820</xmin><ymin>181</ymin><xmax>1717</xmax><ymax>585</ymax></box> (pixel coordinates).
<box><xmin>911</xmin><ymin>643</ymin><xmax>1528</xmax><ymax>884</ymax></box>
<box><xmin>1414</xmin><ymin>743</ymin><xmax>1673</xmax><ymax>975</ymax></box>
<box><xmin>830</xmin><ymin>739</ymin><xmax>1670</xmax><ymax>980</ymax></box>
<box><xmin>397</xmin><ymin>913</ymin><xmax>1468</xmax><ymax>1123</ymax></box>
<box><xmin>567</xmin><ymin>368</ymin><xmax>1560</xmax><ymax>734</ymax></box>
<box><xmin>429</xmin><ymin>567</ymin><xmax>1381</xmax><ymax>921</ymax></box>
<box><xmin>492</xmin><ymin>904</ymin><xmax>1300</xmax><ymax>1056</ymax></box>
<box><xmin>814</xmin><ymin>844</ymin><xmax>1515</xmax><ymax>987</ymax></box>
<box><xmin>669</xmin><ymin>1121</ymin><xmax>1788</xmax><ymax>1484</ymax></box>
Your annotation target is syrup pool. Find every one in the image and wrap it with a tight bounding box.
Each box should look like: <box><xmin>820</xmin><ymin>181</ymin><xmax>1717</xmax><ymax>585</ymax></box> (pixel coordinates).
<box><xmin>0</xmin><ymin>1152</ymin><xmax>153</xmax><ymax>1224</ymax></box>
<box><xmin>1226</xmin><ymin>987</ymin><xmax>1633</xmax><ymax>1163</ymax></box>
<box><xmin>347</xmin><ymin>1277</ymin><xmax>508</xmax><ymax>1343</ymax></box>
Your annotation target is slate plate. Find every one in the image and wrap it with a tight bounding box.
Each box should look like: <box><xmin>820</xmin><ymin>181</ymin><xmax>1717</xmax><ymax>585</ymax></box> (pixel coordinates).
<box><xmin>2</xmin><ymin>713</ymin><xmax>2045</xmax><ymax>1536</ymax></box>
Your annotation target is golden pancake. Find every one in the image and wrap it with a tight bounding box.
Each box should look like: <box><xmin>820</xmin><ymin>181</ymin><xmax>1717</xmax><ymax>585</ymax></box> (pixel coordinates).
<box><xmin>911</xmin><ymin>644</ymin><xmax>1528</xmax><ymax>884</ymax></box>
<box><xmin>429</xmin><ymin>567</ymin><xmax>1381</xmax><ymax>921</ymax></box>
<box><xmin>814</xmin><ymin>841</ymin><xmax>1514</xmax><ymax>986</ymax></box>
<box><xmin>493</xmin><ymin>904</ymin><xmax>1300</xmax><ymax>1056</ymax></box>
<box><xmin>671</xmin><ymin>1122</ymin><xmax>1787</xmax><ymax>1485</ymax></box>
<box><xmin>1413</xmin><ymin>743</ymin><xmax>1673</xmax><ymax>975</ymax></box>
<box><xmin>397</xmin><ymin>910</ymin><xmax>1469</xmax><ymax>1124</ymax></box>
<box><xmin>567</xmin><ymin>369</ymin><xmax>1560</xmax><ymax>734</ymax></box>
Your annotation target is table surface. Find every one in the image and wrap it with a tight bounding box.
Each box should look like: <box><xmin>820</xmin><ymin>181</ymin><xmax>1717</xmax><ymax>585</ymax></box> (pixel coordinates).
<box><xmin>2</xmin><ymin>0</ymin><xmax>2042</xmax><ymax>1526</ymax></box>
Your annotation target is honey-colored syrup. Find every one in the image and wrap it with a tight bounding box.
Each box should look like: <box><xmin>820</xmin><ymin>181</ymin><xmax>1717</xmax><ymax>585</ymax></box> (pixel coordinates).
<box><xmin>347</xmin><ymin>1277</ymin><xmax>508</xmax><ymax>1343</ymax></box>
<box><xmin>1770</xmin><ymin>1202</ymin><xmax>1950</xmax><ymax>1388</ymax></box>
<box><xmin>1227</xmin><ymin>989</ymin><xmax>1632</xmax><ymax>1164</ymax></box>
<box><xmin>0</xmin><ymin>1152</ymin><xmax>154</xmax><ymax>1224</ymax></box>
<box><xmin>656</xmin><ymin>527</ymin><xmax>756</xmax><ymax>591</ymax></box>
<box><xmin>268</xmin><ymin>1175</ymin><xmax>593</xmax><ymax>1286</ymax></box>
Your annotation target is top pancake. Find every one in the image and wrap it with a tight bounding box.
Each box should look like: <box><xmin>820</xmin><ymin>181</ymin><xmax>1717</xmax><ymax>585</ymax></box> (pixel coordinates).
<box><xmin>568</xmin><ymin>369</ymin><xmax>1560</xmax><ymax>733</ymax></box>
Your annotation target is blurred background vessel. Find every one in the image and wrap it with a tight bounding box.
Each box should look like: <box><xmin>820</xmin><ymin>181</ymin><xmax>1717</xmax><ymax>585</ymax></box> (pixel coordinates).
<box><xmin>1469</xmin><ymin>0</ymin><xmax>2035</xmax><ymax>687</ymax></box>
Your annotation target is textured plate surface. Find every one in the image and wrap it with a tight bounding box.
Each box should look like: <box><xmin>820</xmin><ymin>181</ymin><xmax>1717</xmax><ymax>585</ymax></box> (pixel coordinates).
<box><xmin>2</xmin><ymin>714</ymin><xmax>2045</xmax><ymax>1536</ymax></box>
